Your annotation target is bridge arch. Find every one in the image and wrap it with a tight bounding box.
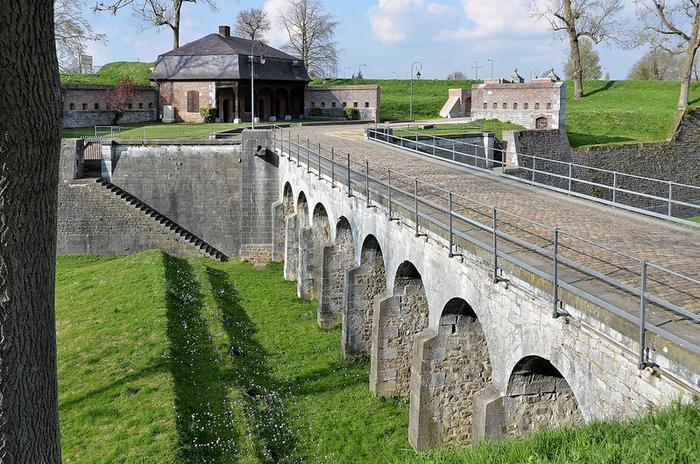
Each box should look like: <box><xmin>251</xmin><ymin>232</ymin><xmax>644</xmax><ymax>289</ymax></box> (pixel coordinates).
<box><xmin>409</xmin><ymin>297</ymin><xmax>493</xmax><ymax>449</ymax></box>
<box><xmin>277</xmin><ymin>182</ymin><xmax>295</xmax><ymax>259</ymax></box>
<box><xmin>370</xmin><ymin>260</ymin><xmax>429</xmax><ymax>397</ymax></box>
<box><xmin>500</xmin><ymin>355</ymin><xmax>583</xmax><ymax>436</ymax></box>
<box><xmin>298</xmin><ymin>202</ymin><xmax>331</xmax><ymax>300</ymax></box>
<box><xmin>318</xmin><ymin>217</ymin><xmax>357</xmax><ymax>328</ymax></box>
<box><xmin>342</xmin><ymin>234</ymin><xmax>387</xmax><ymax>360</ymax></box>
<box><xmin>297</xmin><ymin>191</ymin><xmax>309</xmax><ymax>226</ymax></box>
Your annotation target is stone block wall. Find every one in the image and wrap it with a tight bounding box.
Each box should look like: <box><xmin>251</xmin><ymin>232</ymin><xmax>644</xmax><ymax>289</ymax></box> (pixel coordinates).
<box><xmin>305</xmin><ymin>85</ymin><xmax>381</xmax><ymax>122</ymax></box>
<box><xmin>342</xmin><ymin>242</ymin><xmax>387</xmax><ymax>360</ymax></box>
<box><xmin>62</xmin><ymin>84</ymin><xmax>158</xmax><ymax>128</ymax></box>
<box><xmin>319</xmin><ymin>222</ymin><xmax>355</xmax><ymax>328</ymax></box>
<box><xmin>283</xmin><ymin>214</ymin><xmax>300</xmax><ymax>280</ymax></box>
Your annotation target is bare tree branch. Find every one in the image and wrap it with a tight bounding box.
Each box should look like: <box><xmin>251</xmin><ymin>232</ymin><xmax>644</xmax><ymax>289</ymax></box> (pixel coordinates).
<box><xmin>234</xmin><ymin>8</ymin><xmax>270</xmax><ymax>41</ymax></box>
<box><xmin>55</xmin><ymin>0</ymin><xmax>107</xmax><ymax>72</ymax></box>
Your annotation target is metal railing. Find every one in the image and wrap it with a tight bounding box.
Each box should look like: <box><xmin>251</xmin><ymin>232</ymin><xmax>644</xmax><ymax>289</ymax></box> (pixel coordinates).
<box><xmin>366</xmin><ymin>126</ymin><xmax>700</xmax><ymax>228</ymax></box>
<box><xmin>271</xmin><ymin>127</ymin><xmax>700</xmax><ymax>377</ymax></box>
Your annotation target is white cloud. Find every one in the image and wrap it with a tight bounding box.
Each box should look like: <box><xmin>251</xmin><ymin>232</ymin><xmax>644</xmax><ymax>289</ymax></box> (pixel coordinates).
<box><xmin>263</xmin><ymin>0</ymin><xmax>291</xmax><ymax>47</ymax></box>
<box><xmin>434</xmin><ymin>0</ymin><xmax>549</xmax><ymax>42</ymax></box>
<box><xmin>368</xmin><ymin>0</ymin><xmax>456</xmax><ymax>45</ymax></box>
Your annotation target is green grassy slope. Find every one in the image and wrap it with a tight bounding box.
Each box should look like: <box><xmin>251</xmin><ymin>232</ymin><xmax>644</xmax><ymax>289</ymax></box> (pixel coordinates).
<box><xmin>61</xmin><ymin>61</ymin><xmax>154</xmax><ymax>86</ymax></box>
<box><xmin>57</xmin><ymin>251</ymin><xmax>700</xmax><ymax>463</ymax></box>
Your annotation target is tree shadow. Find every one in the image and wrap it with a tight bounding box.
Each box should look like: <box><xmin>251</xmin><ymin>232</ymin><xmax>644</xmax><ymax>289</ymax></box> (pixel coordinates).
<box><xmin>163</xmin><ymin>254</ymin><xmax>239</xmax><ymax>463</ymax></box>
<box><xmin>205</xmin><ymin>266</ymin><xmax>299</xmax><ymax>463</ymax></box>
<box><xmin>583</xmin><ymin>80</ymin><xmax>615</xmax><ymax>97</ymax></box>
<box><xmin>567</xmin><ymin>132</ymin><xmax>636</xmax><ymax>148</ymax></box>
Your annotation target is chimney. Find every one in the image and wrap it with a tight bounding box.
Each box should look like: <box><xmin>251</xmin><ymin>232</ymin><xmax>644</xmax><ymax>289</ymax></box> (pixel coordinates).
<box><xmin>219</xmin><ymin>25</ymin><xmax>231</xmax><ymax>37</ymax></box>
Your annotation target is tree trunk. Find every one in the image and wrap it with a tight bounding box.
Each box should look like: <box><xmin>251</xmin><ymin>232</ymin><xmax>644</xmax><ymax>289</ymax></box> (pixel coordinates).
<box><xmin>678</xmin><ymin>44</ymin><xmax>699</xmax><ymax>109</ymax></box>
<box><xmin>563</xmin><ymin>0</ymin><xmax>583</xmax><ymax>99</ymax></box>
<box><xmin>0</xmin><ymin>1</ymin><xmax>63</xmax><ymax>463</ymax></box>
<box><xmin>172</xmin><ymin>0</ymin><xmax>183</xmax><ymax>49</ymax></box>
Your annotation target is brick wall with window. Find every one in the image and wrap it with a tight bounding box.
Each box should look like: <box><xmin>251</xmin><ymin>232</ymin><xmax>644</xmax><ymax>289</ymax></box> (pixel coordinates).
<box><xmin>304</xmin><ymin>85</ymin><xmax>381</xmax><ymax>122</ymax></box>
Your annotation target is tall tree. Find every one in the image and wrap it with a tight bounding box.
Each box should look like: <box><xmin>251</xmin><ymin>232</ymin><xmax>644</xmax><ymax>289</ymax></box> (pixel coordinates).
<box><xmin>636</xmin><ymin>0</ymin><xmax>700</xmax><ymax>109</ymax></box>
<box><xmin>564</xmin><ymin>38</ymin><xmax>602</xmax><ymax>80</ymax></box>
<box><xmin>0</xmin><ymin>1</ymin><xmax>63</xmax><ymax>462</ymax></box>
<box><xmin>234</xmin><ymin>8</ymin><xmax>270</xmax><ymax>41</ymax></box>
<box><xmin>447</xmin><ymin>71</ymin><xmax>467</xmax><ymax>80</ymax></box>
<box><xmin>627</xmin><ymin>47</ymin><xmax>682</xmax><ymax>79</ymax></box>
<box><xmin>55</xmin><ymin>0</ymin><xmax>106</xmax><ymax>72</ymax></box>
<box><xmin>280</xmin><ymin>0</ymin><xmax>339</xmax><ymax>78</ymax></box>
<box><xmin>95</xmin><ymin>0</ymin><xmax>217</xmax><ymax>49</ymax></box>
<box><xmin>531</xmin><ymin>0</ymin><xmax>625</xmax><ymax>98</ymax></box>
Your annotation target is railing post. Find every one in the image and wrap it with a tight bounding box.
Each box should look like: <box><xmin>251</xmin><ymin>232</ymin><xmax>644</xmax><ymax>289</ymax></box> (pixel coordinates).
<box><xmin>432</xmin><ymin>134</ymin><xmax>436</xmax><ymax>157</ymax></box>
<box><xmin>568</xmin><ymin>163</ymin><xmax>572</xmax><ymax>193</ymax></box>
<box><xmin>318</xmin><ymin>143</ymin><xmax>322</xmax><ymax>180</ymax></box>
<box><xmin>331</xmin><ymin>148</ymin><xmax>335</xmax><ymax>188</ymax></box>
<box><xmin>365</xmin><ymin>160</ymin><xmax>371</xmax><ymax>208</ymax></box>
<box><xmin>452</xmin><ymin>140</ymin><xmax>456</xmax><ymax>161</ymax></box>
<box><xmin>448</xmin><ymin>192</ymin><xmax>454</xmax><ymax>257</ymax></box>
<box><xmin>668</xmin><ymin>181</ymin><xmax>673</xmax><ymax>217</ymax></box>
<box><xmin>297</xmin><ymin>134</ymin><xmax>301</xmax><ymax>166</ymax></box>
<box><xmin>638</xmin><ymin>260</ymin><xmax>648</xmax><ymax>369</ymax></box>
<box><xmin>414</xmin><ymin>178</ymin><xmax>420</xmax><ymax>237</ymax></box>
<box><xmin>612</xmin><ymin>171</ymin><xmax>618</xmax><ymax>204</ymax></box>
<box><xmin>347</xmin><ymin>153</ymin><xmax>352</xmax><ymax>197</ymax></box>
<box><xmin>306</xmin><ymin>139</ymin><xmax>311</xmax><ymax>174</ymax></box>
<box><xmin>492</xmin><ymin>207</ymin><xmax>498</xmax><ymax>283</ymax></box>
<box><xmin>531</xmin><ymin>157</ymin><xmax>536</xmax><ymax>183</ymax></box>
<box><xmin>388</xmin><ymin>169</ymin><xmax>393</xmax><ymax>220</ymax></box>
<box><xmin>552</xmin><ymin>227</ymin><xmax>560</xmax><ymax>318</ymax></box>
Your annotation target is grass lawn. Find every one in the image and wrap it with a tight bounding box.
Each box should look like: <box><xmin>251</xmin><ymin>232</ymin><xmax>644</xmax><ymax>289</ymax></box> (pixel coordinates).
<box><xmin>56</xmin><ymin>251</ymin><xmax>700</xmax><ymax>463</ymax></box>
<box><xmin>394</xmin><ymin>119</ymin><xmax>524</xmax><ymax>140</ymax></box>
<box><xmin>62</xmin><ymin>121</ymin><xmax>294</xmax><ymax>139</ymax></box>
<box><xmin>689</xmin><ymin>216</ymin><xmax>700</xmax><ymax>223</ymax></box>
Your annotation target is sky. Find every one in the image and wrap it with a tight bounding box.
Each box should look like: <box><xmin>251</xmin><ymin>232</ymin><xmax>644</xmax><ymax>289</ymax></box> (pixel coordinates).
<box><xmin>83</xmin><ymin>0</ymin><xmax>650</xmax><ymax>80</ymax></box>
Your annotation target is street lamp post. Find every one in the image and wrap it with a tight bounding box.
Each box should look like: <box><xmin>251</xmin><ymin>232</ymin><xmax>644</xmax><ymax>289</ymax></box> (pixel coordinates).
<box><xmin>249</xmin><ymin>41</ymin><xmax>266</xmax><ymax>130</ymax></box>
<box><xmin>487</xmin><ymin>58</ymin><xmax>494</xmax><ymax>79</ymax></box>
<box><xmin>471</xmin><ymin>60</ymin><xmax>483</xmax><ymax>80</ymax></box>
<box><xmin>409</xmin><ymin>61</ymin><xmax>423</xmax><ymax>121</ymax></box>
<box><xmin>357</xmin><ymin>64</ymin><xmax>367</xmax><ymax>79</ymax></box>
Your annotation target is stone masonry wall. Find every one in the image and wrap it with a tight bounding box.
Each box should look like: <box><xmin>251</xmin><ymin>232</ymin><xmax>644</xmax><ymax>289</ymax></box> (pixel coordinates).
<box><xmin>57</xmin><ymin>140</ymin><xmax>199</xmax><ymax>257</ymax></box>
<box><xmin>503</xmin><ymin>369</ymin><xmax>583</xmax><ymax>436</ymax></box>
<box><xmin>343</xmin><ymin>244</ymin><xmax>387</xmax><ymax>360</ymax></box>
<box><xmin>373</xmin><ymin>282</ymin><xmax>429</xmax><ymax>397</ymax></box>
<box><xmin>283</xmin><ymin>214</ymin><xmax>299</xmax><ymax>281</ymax></box>
<box><xmin>319</xmin><ymin>223</ymin><xmax>355</xmax><ymax>328</ymax></box>
<box><xmin>305</xmin><ymin>85</ymin><xmax>381</xmax><ymax>122</ymax></box>
<box><xmin>62</xmin><ymin>84</ymin><xmax>157</xmax><ymax>128</ymax></box>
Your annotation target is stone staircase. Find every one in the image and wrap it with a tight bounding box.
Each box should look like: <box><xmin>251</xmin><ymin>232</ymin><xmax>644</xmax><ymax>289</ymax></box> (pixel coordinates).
<box><xmin>95</xmin><ymin>178</ymin><xmax>228</xmax><ymax>261</ymax></box>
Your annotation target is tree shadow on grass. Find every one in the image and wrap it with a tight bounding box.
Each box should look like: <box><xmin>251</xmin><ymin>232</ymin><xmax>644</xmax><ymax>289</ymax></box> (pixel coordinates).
<box><xmin>583</xmin><ymin>80</ymin><xmax>615</xmax><ymax>98</ymax></box>
<box><xmin>163</xmin><ymin>254</ymin><xmax>239</xmax><ymax>463</ymax></box>
<box><xmin>567</xmin><ymin>132</ymin><xmax>636</xmax><ymax>148</ymax></box>
<box><xmin>205</xmin><ymin>266</ymin><xmax>299</xmax><ymax>463</ymax></box>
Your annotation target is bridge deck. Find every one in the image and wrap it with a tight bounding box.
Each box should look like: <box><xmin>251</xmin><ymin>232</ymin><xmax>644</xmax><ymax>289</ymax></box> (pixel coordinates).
<box><xmin>287</xmin><ymin>124</ymin><xmax>700</xmax><ymax>361</ymax></box>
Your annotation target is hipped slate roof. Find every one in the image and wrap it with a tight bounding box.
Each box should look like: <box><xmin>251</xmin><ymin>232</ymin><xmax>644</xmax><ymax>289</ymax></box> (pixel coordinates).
<box><xmin>151</xmin><ymin>33</ymin><xmax>310</xmax><ymax>82</ymax></box>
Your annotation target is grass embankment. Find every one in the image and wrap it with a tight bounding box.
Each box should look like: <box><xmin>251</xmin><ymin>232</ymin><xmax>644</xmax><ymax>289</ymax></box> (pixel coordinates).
<box><xmin>394</xmin><ymin>120</ymin><xmax>524</xmax><ymax>140</ymax></box>
<box><xmin>61</xmin><ymin>61</ymin><xmax>154</xmax><ymax>87</ymax></box>
<box><xmin>57</xmin><ymin>251</ymin><xmax>700</xmax><ymax>463</ymax></box>
<box><xmin>63</xmin><ymin>122</ymin><xmax>258</xmax><ymax>139</ymax></box>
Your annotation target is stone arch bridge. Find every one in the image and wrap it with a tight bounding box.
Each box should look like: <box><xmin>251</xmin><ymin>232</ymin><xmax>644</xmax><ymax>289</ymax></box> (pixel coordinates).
<box><xmin>262</xmin><ymin>126</ymin><xmax>699</xmax><ymax>450</ymax></box>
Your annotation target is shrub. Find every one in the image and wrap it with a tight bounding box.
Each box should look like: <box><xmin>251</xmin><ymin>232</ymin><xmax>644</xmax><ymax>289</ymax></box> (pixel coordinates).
<box><xmin>103</xmin><ymin>77</ymin><xmax>137</xmax><ymax>125</ymax></box>
<box><xmin>344</xmin><ymin>107</ymin><xmax>360</xmax><ymax>120</ymax></box>
<box><xmin>199</xmin><ymin>105</ymin><xmax>217</xmax><ymax>123</ymax></box>
<box><xmin>310</xmin><ymin>107</ymin><xmax>322</xmax><ymax>117</ymax></box>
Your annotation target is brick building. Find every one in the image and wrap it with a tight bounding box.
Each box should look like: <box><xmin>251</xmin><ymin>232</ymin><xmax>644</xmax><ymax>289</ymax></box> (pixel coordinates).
<box><xmin>151</xmin><ymin>26</ymin><xmax>310</xmax><ymax>123</ymax></box>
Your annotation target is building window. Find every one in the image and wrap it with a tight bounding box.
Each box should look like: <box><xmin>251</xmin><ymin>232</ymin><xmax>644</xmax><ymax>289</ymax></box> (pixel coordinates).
<box><xmin>513</xmin><ymin>103</ymin><xmax>518</xmax><ymax>110</ymax></box>
<box><xmin>128</xmin><ymin>103</ymin><xmax>133</xmax><ymax>110</ymax></box>
<box><xmin>546</xmin><ymin>102</ymin><xmax>552</xmax><ymax>109</ymax></box>
<box><xmin>524</xmin><ymin>102</ymin><xmax>529</xmax><ymax>110</ymax></box>
<box><xmin>94</xmin><ymin>103</ymin><xmax>99</xmax><ymax>110</ymax></box>
<box><xmin>82</xmin><ymin>103</ymin><xmax>87</xmax><ymax>110</ymax></box>
<box><xmin>365</xmin><ymin>102</ymin><xmax>370</xmax><ymax>108</ymax></box>
<box><xmin>311</xmin><ymin>101</ymin><xmax>316</xmax><ymax>107</ymax></box>
<box><xmin>69</xmin><ymin>103</ymin><xmax>75</xmax><ymax>110</ymax></box>
<box><xmin>343</xmin><ymin>102</ymin><xmax>347</xmax><ymax>108</ymax></box>
<box><xmin>535</xmin><ymin>102</ymin><xmax>540</xmax><ymax>110</ymax></box>
<box><xmin>492</xmin><ymin>102</ymin><xmax>497</xmax><ymax>109</ymax></box>
<box><xmin>148</xmin><ymin>102</ymin><xmax>153</xmax><ymax>109</ymax></box>
<box><xmin>321</xmin><ymin>101</ymin><xmax>326</xmax><ymax>107</ymax></box>
<box><xmin>186</xmin><ymin>90</ymin><xmax>199</xmax><ymax>113</ymax></box>
<box><xmin>353</xmin><ymin>102</ymin><xmax>358</xmax><ymax>108</ymax></box>
<box><xmin>502</xmin><ymin>102</ymin><xmax>507</xmax><ymax>109</ymax></box>
<box><xmin>331</xmin><ymin>102</ymin><xmax>336</xmax><ymax>108</ymax></box>
<box><xmin>139</xmin><ymin>102</ymin><xmax>144</xmax><ymax>109</ymax></box>
<box><xmin>483</xmin><ymin>102</ymin><xmax>487</xmax><ymax>109</ymax></box>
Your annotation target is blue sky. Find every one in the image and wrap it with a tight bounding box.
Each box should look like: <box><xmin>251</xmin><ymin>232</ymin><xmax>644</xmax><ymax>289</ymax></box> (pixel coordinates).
<box><xmin>84</xmin><ymin>0</ymin><xmax>648</xmax><ymax>80</ymax></box>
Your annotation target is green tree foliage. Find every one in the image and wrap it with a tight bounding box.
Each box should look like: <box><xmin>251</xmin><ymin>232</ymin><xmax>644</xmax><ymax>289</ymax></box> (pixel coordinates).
<box><xmin>564</xmin><ymin>38</ymin><xmax>602</xmax><ymax>80</ymax></box>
